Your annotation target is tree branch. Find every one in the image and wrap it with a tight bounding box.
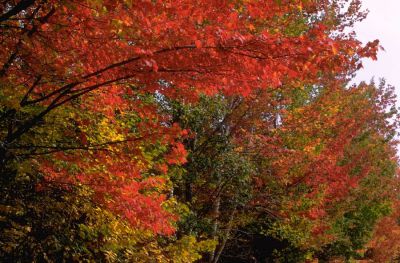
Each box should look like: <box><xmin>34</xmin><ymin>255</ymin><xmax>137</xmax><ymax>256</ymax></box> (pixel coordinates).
<box><xmin>0</xmin><ymin>0</ymin><xmax>36</xmax><ymax>23</ymax></box>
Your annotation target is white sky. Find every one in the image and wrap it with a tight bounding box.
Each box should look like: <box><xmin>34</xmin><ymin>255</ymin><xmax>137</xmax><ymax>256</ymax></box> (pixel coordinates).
<box><xmin>353</xmin><ymin>0</ymin><xmax>400</xmax><ymax>96</ymax></box>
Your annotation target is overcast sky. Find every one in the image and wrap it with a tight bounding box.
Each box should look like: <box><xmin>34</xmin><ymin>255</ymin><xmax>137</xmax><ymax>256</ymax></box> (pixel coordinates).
<box><xmin>353</xmin><ymin>0</ymin><xmax>400</xmax><ymax>96</ymax></box>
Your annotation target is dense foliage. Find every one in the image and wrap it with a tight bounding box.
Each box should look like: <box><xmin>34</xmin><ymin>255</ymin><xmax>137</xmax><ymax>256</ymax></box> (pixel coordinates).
<box><xmin>1</xmin><ymin>0</ymin><xmax>399</xmax><ymax>262</ymax></box>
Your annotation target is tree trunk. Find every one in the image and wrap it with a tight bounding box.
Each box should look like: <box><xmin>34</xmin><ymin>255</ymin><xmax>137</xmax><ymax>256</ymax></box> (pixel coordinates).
<box><xmin>209</xmin><ymin>193</ymin><xmax>221</xmax><ymax>263</ymax></box>
<box><xmin>212</xmin><ymin>207</ymin><xmax>236</xmax><ymax>263</ymax></box>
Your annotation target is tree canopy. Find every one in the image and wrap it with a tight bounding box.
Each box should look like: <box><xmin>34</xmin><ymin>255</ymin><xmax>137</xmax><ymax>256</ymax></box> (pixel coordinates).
<box><xmin>0</xmin><ymin>0</ymin><xmax>399</xmax><ymax>262</ymax></box>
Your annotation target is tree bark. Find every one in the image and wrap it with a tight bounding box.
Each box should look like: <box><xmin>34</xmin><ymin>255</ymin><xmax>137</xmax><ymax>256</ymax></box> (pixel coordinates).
<box><xmin>209</xmin><ymin>193</ymin><xmax>221</xmax><ymax>263</ymax></box>
<box><xmin>212</xmin><ymin>207</ymin><xmax>236</xmax><ymax>263</ymax></box>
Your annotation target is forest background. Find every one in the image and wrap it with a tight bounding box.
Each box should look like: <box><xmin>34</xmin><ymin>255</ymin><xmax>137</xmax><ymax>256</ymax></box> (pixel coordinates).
<box><xmin>1</xmin><ymin>0</ymin><xmax>400</xmax><ymax>262</ymax></box>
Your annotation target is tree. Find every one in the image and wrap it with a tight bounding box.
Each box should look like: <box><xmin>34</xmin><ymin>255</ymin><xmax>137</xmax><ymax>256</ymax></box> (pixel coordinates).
<box><xmin>1</xmin><ymin>1</ymin><xmax>395</xmax><ymax>262</ymax></box>
<box><xmin>154</xmin><ymin>78</ymin><xmax>398</xmax><ymax>262</ymax></box>
<box><xmin>1</xmin><ymin>0</ymin><xmax>379</xmax><ymax>234</ymax></box>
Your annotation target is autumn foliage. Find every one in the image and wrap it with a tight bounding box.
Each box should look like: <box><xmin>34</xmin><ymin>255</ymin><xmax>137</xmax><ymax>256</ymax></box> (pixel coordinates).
<box><xmin>0</xmin><ymin>0</ymin><xmax>399</xmax><ymax>262</ymax></box>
